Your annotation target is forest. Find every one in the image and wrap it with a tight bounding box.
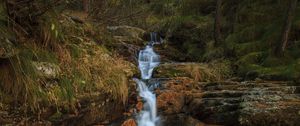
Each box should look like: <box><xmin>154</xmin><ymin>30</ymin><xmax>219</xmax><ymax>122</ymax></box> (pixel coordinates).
<box><xmin>0</xmin><ymin>0</ymin><xmax>300</xmax><ymax>126</ymax></box>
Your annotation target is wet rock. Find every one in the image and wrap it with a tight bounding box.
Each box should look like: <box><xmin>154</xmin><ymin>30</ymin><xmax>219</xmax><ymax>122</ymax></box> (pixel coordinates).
<box><xmin>136</xmin><ymin>101</ymin><xmax>143</xmax><ymax>112</ymax></box>
<box><xmin>153</xmin><ymin>77</ymin><xmax>204</xmax><ymax>125</ymax></box>
<box><xmin>121</xmin><ymin>119</ymin><xmax>137</xmax><ymax>126</ymax></box>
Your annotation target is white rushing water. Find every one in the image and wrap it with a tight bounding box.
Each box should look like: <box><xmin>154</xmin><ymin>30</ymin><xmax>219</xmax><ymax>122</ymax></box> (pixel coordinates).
<box><xmin>138</xmin><ymin>45</ymin><xmax>160</xmax><ymax>80</ymax></box>
<box><xmin>134</xmin><ymin>78</ymin><xmax>159</xmax><ymax>126</ymax></box>
<box><xmin>135</xmin><ymin>33</ymin><xmax>161</xmax><ymax>126</ymax></box>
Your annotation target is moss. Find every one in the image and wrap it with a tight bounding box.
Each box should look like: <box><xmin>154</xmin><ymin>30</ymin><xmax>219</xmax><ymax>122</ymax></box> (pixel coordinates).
<box><xmin>287</xmin><ymin>44</ymin><xmax>300</xmax><ymax>59</ymax></box>
<box><xmin>154</xmin><ymin>65</ymin><xmax>189</xmax><ymax>78</ymax></box>
<box><xmin>237</xmin><ymin>63</ymin><xmax>263</xmax><ymax>76</ymax></box>
<box><xmin>262</xmin><ymin>56</ymin><xmax>294</xmax><ymax>67</ymax></box>
<box><xmin>237</xmin><ymin>52</ymin><xmax>266</xmax><ymax>65</ymax></box>
<box><xmin>256</xmin><ymin>62</ymin><xmax>300</xmax><ymax>81</ymax></box>
<box><xmin>235</xmin><ymin>41</ymin><xmax>267</xmax><ymax>56</ymax></box>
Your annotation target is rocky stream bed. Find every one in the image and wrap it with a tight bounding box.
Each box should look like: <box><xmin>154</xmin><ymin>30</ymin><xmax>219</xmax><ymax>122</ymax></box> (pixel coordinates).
<box><xmin>121</xmin><ymin>69</ymin><xmax>300</xmax><ymax>126</ymax></box>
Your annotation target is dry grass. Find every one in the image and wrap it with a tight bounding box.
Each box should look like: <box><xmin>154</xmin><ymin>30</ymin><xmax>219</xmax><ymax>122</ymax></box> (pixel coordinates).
<box><xmin>181</xmin><ymin>61</ymin><xmax>232</xmax><ymax>82</ymax></box>
<box><xmin>0</xmin><ymin>54</ymin><xmax>47</xmax><ymax>112</ymax></box>
<box><xmin>73</xmin><ymin>42</ymin><xmax>134</xmax><ymax>105</ymax></box>
<box><xmin>0</xmin><ymin>12</ymin><xmax>135</xmax><ymax>114</ymax></box>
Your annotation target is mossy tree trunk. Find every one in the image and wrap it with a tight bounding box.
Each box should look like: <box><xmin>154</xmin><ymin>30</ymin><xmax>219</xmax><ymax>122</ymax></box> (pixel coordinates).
<box><xmin>214</xmin><ymin>0</ymin><xmax>222</xmax><ymax>46</ymax></box>
<box><xmin>274</xmin><ymin>0</ymin><xmax>298</xmax><ymax>57</ymax></box>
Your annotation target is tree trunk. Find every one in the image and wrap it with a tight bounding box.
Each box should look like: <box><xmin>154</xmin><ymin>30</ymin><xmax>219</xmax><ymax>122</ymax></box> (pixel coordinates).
<box><xmin>214</xmin><ymin>0</ymin><xmax>222</xmax><ymax>46</ymax></box>
<box><xmin>83</xmin><ymin>0</ymin><xmax>89</xmax><ymax>12</ymax></box>
<box><xmin>274</xmin><ymin>0</ymin><xmax>298</xmax><ymax>57</ymax></box>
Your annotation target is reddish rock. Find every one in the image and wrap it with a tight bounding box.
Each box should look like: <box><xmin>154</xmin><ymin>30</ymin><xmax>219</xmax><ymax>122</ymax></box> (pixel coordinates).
<box><xmin>157</xmin><ymin>91</ymin><xmax>185</xmax><ymax>114</ymax></box>
<box><xmin>121</xmin><ymin>119</ymin><xmax>137</xmax><ymax>126</ymax></box>
<box><xmin>136</xmin><ymin>101</ymin><xmax>143</xmax><ymax>112</ymax></box>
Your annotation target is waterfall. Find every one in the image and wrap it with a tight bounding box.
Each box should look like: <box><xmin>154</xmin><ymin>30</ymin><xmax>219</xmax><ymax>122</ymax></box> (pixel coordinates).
<box><xmin>138</xmin><ymin>45</ymin><xmax>160</xmax><ymax>80</ymax></box>
<box><xmin>134</xmin><ymin>79</ymin><xmax>159</xmax><ymax>126</ymax></box>
<box><xmin>135</xmin><ymin>32</ymin><xmax>161</xmax><ymax>126</ymax></box>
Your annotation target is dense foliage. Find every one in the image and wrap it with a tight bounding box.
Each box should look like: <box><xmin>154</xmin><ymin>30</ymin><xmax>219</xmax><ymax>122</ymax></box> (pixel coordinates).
<box><xmin>128</xmin><ymin>0</ymin><xmax>300</xmax><ymax>81</ymax></box>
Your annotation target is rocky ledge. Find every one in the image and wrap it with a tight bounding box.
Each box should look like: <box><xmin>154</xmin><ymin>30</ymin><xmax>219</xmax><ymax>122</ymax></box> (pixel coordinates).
<box><xmin>150</xmin><ymin>77</ymin><xmax>300</xmax><ymax>126</ymax></box>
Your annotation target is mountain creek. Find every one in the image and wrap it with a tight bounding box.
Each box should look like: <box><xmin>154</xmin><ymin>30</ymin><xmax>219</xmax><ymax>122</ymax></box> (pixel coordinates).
<box><xmin>1</xmin><ymin>24</ymin><xmax>300</xmax><ymax>126</ymax></box>
<box><xmin>2</xmin><ymin>1</ymin><xmax>300</xmax><ymax>124</ymax></box>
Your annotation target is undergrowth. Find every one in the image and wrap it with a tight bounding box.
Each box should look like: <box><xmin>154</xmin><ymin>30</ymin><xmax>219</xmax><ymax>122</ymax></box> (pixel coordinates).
<box><xmin>0</xmin><ymin>7</ymin><xmax>134</xmax><ymax>116</ymax></box>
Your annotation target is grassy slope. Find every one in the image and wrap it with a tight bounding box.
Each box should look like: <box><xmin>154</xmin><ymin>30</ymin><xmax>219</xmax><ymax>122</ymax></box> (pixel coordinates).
<box><xmin>0</xmin><ymin>4</ymin><xmax>135</xmax><ymax>123</ymax></box>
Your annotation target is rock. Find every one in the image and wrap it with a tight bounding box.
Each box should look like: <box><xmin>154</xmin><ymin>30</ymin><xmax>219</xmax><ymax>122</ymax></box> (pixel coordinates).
<box><xmin>0</xmin><ymin>38</ymin><xmax>17</xmax><ymax>58</ymax></box>
<box><xmin>161</xmin><ymin>114</ymin><xmax>206</xmax><ymax>126</ymax></box>
<box><xmin>32</xmin><ymin>62</ymin><xmax>61</xmax><ymax>79</ymax></box>
<box><xmin>157</xmin><ymin>91</ymin><xmax>185</xmax><ymax>114</ymax></box>
<box><xmin>154</xmin><ymin>63</ymin><xmax>229</xmax><ymax>82</ymax></box>
<box><xmin>187</xmin><ymin>81</ymin><xmax>300</xmax><ymax>125</ymax></box>
<box><xmin>136</xmin><ymin>101</ymin><xmax>143</xmax><ymax>112</ymax></box>
<box><xmin>61</xmin><ymin>93</ymin><xmax>124</xmax><ymax>126</ymax></box>
<box><xmin>245</xmin><ymin>71</ymin><xmax>258</xmax><ymax>80</ymax></box>
<box><xmin>152</xmin><ymin>77</ymin><xmax>204</xmax><ymax>125</ymax></box>
<box><xmin>228</xmin><ymin>77</ymin><xmax>243</xmax><ymax>82</ymax></box>
<box><xmin>107</xmin><ymin>25</ymin><xmax>146</xmax><ymax>44</ymax></box>
<box><xmin>121</xmin><ymin>119</ymin><xmax>137</xmax><ymax>126</ymax></box>
<box><xmin>239</xmin><ymin>91</ymin><xmax>300</xmax><ymax>126</ymax></box>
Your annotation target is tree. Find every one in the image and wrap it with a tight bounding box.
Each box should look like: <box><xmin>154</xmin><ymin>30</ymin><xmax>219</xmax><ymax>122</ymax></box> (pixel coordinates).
<box><xmin>274</xmin><ymin>0</ymin><xmax>298</xmax><ymax>57</ymax></box>
<box><xmin>214</xmin><ymin>0</ymin><xmax>222</xmax><ymax>46</ymax></box>
<box><xmin>83</xmin><ymin>0</ymin><xmax>90</xmax><ymax>12</ymax></box>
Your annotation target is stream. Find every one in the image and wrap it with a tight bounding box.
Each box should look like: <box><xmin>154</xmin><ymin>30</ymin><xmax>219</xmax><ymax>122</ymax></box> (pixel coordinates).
<box><xmin>134</xmin><ymin>33</ymin><xmax>161</xmax><ymax>126</ymax></box>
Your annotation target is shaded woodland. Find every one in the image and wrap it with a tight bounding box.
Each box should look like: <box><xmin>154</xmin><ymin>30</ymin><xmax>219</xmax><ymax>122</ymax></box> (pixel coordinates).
<box><xmin>0</xmin><ymin>0</ymin><xmax>300</xmax><ymax>125</ymax></box>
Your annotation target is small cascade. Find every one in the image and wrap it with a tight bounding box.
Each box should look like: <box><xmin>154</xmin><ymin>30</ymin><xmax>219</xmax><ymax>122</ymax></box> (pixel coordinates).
<box><xmin>150</xmin><ymin>32</ymin><xmax>164</xmax><ymax>45</ymax></box>
<box><xmin>138</xmin><ymin>45</ymin><xmax>160</xmax><ymax>80</ymax></box>
<box><xmin>134</xmin><ymin>79</ymin><xmax>159</xmax><ymax>126</ymax></box>
<box><xmin>135</xmin><ymin>32</ymin><xmax>161</xmax><ymax>126</ymax></box>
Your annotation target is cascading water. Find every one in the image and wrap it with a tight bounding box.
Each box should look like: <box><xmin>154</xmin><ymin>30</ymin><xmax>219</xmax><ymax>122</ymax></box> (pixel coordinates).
<box><xmin>134</xmin><ymin>32</ymin><xmax>161</xmax><ymax>126</ymax></box>
<box><xmin>134</xmin><ymin>79</ymin><xmax>159</xmax><ymax>126</ymax></box>
<box><xmin>138</xmin><ymin>45</ymin><xmax>160</xmax><ymax>80</ymax></box>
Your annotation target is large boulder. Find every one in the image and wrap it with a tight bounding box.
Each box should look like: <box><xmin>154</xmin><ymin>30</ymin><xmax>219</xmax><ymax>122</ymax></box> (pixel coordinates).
<box><xmin>153</xmin><ymin>77</ymin><xmax>204</xmax><ymax>125</ymax></box>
